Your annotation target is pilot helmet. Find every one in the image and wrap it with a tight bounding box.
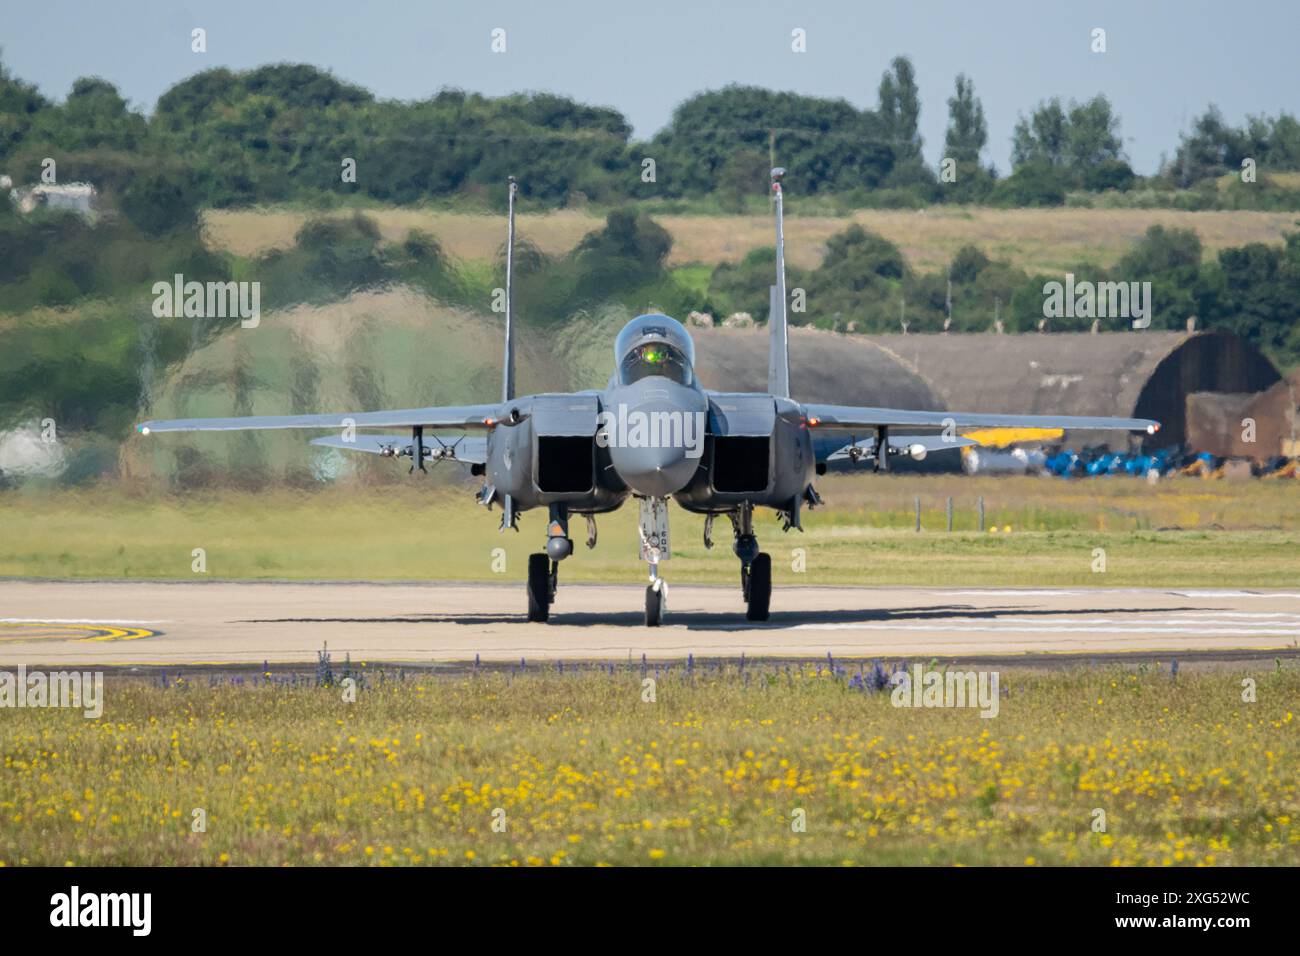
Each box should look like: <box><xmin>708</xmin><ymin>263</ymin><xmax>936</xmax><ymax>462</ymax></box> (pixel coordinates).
<box><xmin>614</xmin><ymin>313</ymin><xmax>695</xmax><ymax>385</ymax></box>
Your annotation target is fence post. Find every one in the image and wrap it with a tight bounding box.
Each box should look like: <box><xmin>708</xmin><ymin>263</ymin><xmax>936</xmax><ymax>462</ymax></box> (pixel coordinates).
<box><xmin>978</xmin><ymin>496</ymin><xmax>985</xmax><ymax>532</ymax></box>
<box><xmin>946</xmin><ymin>496</ymin><xmax>954</xmax><ymax>532</ymax></box>
<box><xmin>914</xmin><ymin>495</ymin><xmax>921</xmax><ymax>532</ymax></box>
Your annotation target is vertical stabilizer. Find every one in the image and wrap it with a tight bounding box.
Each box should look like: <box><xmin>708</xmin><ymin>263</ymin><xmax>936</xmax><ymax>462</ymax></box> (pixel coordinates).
<box><xmin>768</xmin><ymin>168</ymin><xmax>791</xmax><ymax>399</ymax></box>
<box><xmin>502</xmin><ymin>176</ymin><xmax>518</xmax><ymax>403</ymax></box>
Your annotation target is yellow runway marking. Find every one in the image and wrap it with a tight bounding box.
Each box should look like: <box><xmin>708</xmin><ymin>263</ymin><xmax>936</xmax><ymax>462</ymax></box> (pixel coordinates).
<box><xmin>0</xmin><ymin>622</ymin><xmax>157</xmax><ymax>644</ymax></box>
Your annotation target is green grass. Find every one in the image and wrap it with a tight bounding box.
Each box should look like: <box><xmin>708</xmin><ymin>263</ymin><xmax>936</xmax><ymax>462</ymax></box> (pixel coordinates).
<box><xmin>668</xmin><ymin>263</ymin><xmax>714</xmax><ymax>299</ymax></box>
<box><xmin>1</xmin><ymin>666</ymin><xmax>1295</xmax><ymax>865</ymax></box>
<box><xmin>3</xmin><ymin>476</ymin><xmax>1295</xmax><ymax>867</ymax></box>
<box><xmin>2</xmin><ymin>476</ymin><xmax>1299</xmax><ymax>587</ymax></box>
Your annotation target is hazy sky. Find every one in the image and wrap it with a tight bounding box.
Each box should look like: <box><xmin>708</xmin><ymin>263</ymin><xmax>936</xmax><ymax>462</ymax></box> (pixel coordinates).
<box><xmin>5</xmin><ymin>0</ymin><xmax>1298</xmax><ymax>174</ymax></box>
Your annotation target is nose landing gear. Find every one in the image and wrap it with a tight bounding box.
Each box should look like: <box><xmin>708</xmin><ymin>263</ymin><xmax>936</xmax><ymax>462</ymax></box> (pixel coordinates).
<box><xmin>646</xmin><ymin>567</ymin><xmax>666</xmax><ymax>627</ymax></box>
<box><xmin>639</xmin><ymin>497</ymin><xmax>670</xmax><ymax>626</ymax></box>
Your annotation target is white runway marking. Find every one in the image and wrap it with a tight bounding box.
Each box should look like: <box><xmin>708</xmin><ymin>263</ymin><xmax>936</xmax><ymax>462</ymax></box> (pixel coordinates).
<box><xmin>790</xmin><ymin>624</ymin><xmax>1300</xmax><ymax>636</ymax></box>
<box><xmin>948</xmin><ymin>589</ymin><xmax>1300</xmax><ymax>599</ymax></box>
<box><xmin>791</xmin><ymin>608</ymin><xmax>1300</xmax><ymax>637</ymax></box>
<box><xmin>0</xmin><ymin>617</ymin><xmax>169</xmax><ymax>625</ymax></box>
<box><xmin>1180</xmin><ymin>613</ymin><xmax>1300</xmax><ymax>621</ymax></box>
<box><xmin>1171</xmin><ymin>591</ymin><xmax>1300</xmax><ymax>599</ymax></box>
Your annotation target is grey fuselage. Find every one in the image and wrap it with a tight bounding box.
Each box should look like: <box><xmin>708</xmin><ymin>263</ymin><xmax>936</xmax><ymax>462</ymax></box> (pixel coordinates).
<box><xmin>482</xmin><ymin>374</ymin><xmax>815</xmax><ymax>519</ymax></box>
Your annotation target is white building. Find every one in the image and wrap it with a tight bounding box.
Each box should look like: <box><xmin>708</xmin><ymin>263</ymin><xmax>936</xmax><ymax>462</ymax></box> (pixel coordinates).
<box><xmin>6</xmin><ymin>179</ymin><xmax>99</xmax><ymax>220</ymax></box>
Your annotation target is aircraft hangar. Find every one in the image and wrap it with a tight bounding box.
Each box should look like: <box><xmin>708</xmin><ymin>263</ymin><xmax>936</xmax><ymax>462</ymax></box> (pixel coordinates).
<box><xmin>691</xmin><ymin>327</ymin><xmax>1282</xmax><ymax>451</ymax></box>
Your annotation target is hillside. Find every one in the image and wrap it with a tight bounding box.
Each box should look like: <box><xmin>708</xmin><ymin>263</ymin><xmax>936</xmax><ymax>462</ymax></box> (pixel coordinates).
<box><xmin>204</xmin><ymin>205</ymin><xmax>1300</xmax><ymax>274</ymax></box>
<box><xmin>124</xmin><ymin>287</ymin><xmax>585</xmax><ymax>483</ymax></box>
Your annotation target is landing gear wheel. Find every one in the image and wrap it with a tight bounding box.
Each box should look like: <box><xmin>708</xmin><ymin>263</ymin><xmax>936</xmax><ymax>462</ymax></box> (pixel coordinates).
<box><xmin>527</xmin><ymin>553</ymin><xmax>551</xmax><ymax>622</ymax></box>
<box><xmin>745</xmin><ymin>552</ymin><xmax>771</xmax><ymax>622</ymax></box>
<box><xmin>645</xmin><ymin>583</ymin><xmax>665</xmax><ymax>627</ymax></box>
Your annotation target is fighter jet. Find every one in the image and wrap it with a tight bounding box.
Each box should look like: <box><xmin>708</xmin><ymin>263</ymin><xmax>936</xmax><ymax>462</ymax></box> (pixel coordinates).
<box><xmin>137</xmin><ymin>171</ymin><xmax>1159</xmax><ymax>626</ymax></box>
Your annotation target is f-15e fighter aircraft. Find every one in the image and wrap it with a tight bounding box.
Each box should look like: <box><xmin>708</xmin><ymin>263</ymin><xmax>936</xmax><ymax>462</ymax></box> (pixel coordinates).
<box><xmin>138</xmin><ymin>171</ymin><xmax>1159</xmax><ymax>626</ymax></box>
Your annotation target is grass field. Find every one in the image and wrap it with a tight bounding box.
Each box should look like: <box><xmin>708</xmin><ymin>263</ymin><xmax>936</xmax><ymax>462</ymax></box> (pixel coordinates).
<box><xmin>3</xmin><ymin>475</ymin><xmax>1299</xmax><ymax>587</ymax></box>
<box><xmin>3</xmin><ymin>477</ymin><xmax>1297</xmax><ymax>867</ymax></box>
<box><xmin>1</xmin><ymin>666</ymin><xmax>1294</xmax><ymax>866</ymax></box>
<box><xmin>203</xmin><ymin>205</ymin><xmax>1300</xmax><ymax>274</ymax></box>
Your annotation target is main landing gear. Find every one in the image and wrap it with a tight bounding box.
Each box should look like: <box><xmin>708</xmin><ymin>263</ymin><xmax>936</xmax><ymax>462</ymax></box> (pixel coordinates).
<box><xmin>523</xmin><ymin>499</ymin><xmax>772</xmax><ymax>626</ymax></box>
<box><xmin>526</xmin><ymin>504</ymin><xmax>581</xmax><ymax>623</ymax></box>
<box><xmin>526</xmin><ymin>552</ymin><xmax>555</xmax><ymax>622</ymax></box>
<box><xmin>731</xmin><ymin>504</ymin><xmax>771</xmax><ymax>621</ymax></box>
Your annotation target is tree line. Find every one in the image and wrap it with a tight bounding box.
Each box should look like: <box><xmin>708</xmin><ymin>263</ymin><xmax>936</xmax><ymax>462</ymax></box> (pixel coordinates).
<box><xmin>4</xmin><ymin>55</ymin><xmax>1299</xmax><ymax>216</ymax></box>
<box><xmin>709</xmin><ymin>222</ymin><xmax>1300</xmax><ymax>365</ymax></box>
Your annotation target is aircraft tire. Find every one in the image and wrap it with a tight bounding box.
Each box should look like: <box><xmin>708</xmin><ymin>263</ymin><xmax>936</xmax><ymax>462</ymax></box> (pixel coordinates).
<box><xmin>645</xmin><ymin>584</ymin><xmax>664</xmax><ymax>627</ymax></box>
<box><xmin>527</xmin><ymin>553</ymin><xmax>551</xmax><ymax>622</ymax></box>
<box><xmin>745</xmin><ymin>552</ymin><xmax>771</xmax><ymax>621</ymax></box>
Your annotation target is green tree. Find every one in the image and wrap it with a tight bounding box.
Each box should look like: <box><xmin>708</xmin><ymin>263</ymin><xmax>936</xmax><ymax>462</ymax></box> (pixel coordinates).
<box><xmin>0</xmin><ymin>52</ymin><xmax>48</xmax><ymax>161</ymax></box>
<box><xmin>649</xmin><ymin>85</ymin><xmax>892</xmax><ymax>196</ymax></box>
<box><xmin>1191</xmin><ymin>236</ymin><xmax>1300</xmax><ymax>361</ymax></box>
<box><xmin>1113</xmin><ymin>225</ymin><xmax>1204</xmax><ymax>330</ymax></box>
<box><xmin>1171</xmin><ymin>105</ymin><xmax>1249</xmax><ymax>185</ymax></box>
<box><xmin>942</xmin><ymin>73</ymin><xmax>993</xmax><ymax>200</ymax></box>
<box><xmin>1064</xmin><ymin>95</ymin><xmax>1123</xmax><ymax>168</ymax></box>
<box><xmin>120</xmin><ymin>164</ymin><xmax>198</xmax><ymax>235</ymax></box>
<box><xmin>569</xmin><ymin>208</ymin><xmax>673</xmax><ymax>308</ymax></box>
<box><xmin>1011</xmin><ymin>95</ymin><xmax>1128</xmax><ymax>191</ymax></box>
<box><xmin>715</xmin><ymin>148</ymin><xmax>768</xmax><ymax>212</ymax></box>
<box><xmin>805</xmin><ymin>225</ymin><xmax>911</xmax><ymax>330</ymax></box>
<box><xmin>1012</xmin><ymin>99</ymin><xmax>1068</xmax><ymax>168</ymax></box>
<box><xmin>949</xmin><ymin>245</ymin><xmax>990</xmax><ymax>284</ymax></box>
<box><xmin>991</xmin><ymin>161</ymin><xmax>1066</xmax><ymax>206</ymax></box>
<box><xmin>1170</xmin><ymin>107</ymin><xmax>1300</xmax><ymax>185</ymax></box>
<box><xmin>708</xmin><ymin>247</ymin><xmax>784</xmax><ymax>323</ymax></box>
<box><xmin>944</xmin><ymin>74</ymin><xmax>987</xmax><ymax>167</ymax></box>
<box><xmin>878</xmin><ymin>56</ymin><xmax>922</xmax><ymax>162</ymax></box>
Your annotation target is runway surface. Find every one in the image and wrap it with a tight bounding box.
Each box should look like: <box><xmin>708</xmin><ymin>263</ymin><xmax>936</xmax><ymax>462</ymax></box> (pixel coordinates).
<box><xmin>2</xmin><ymin>579</ymin><xmax>1299</xmax><ymax>667</ymax></box>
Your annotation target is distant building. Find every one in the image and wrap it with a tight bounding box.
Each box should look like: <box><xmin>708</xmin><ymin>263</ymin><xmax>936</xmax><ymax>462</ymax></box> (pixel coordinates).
<box><xmin>862</xmin><ymin>330</ymin><xmax>1280</xmax><ymax>450</ymax></box>
<box><xmin>1187</xmin><ymin>371</ymin><xmax>1300</xmax><ymax>458</ymax></box>
<box><xmin>692</xmin><ymin>327</ymin><xmax>1282</xmax><ymax>451</ymax></box>
<box><xmin>7</xmin><ymin>181</ymin><xmax>99</xmax><ymax>220</ymax></box>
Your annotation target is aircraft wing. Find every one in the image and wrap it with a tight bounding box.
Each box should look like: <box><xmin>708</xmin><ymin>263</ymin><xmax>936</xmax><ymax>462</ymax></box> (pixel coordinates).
<box><xmin>310</xmin><ymin>434</ymin><xmax>488</xmax><ymax>465</ymax></box>
<box><xmin>802</xmin><ymin>403</ymin><xmax>1160</xmax><ymax>436</ymax></box>
<box><xmin>136</xmin><ymin>404</ymin><xmax>503</xmax><ymax>435</ymax></box>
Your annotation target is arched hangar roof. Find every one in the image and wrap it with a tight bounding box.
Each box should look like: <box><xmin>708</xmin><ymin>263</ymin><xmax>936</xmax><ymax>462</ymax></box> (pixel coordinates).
<box><xmin>691</xmin><ymin>327</ymin><xmax>1282</xmax><ymax>448</ymax></box>
<box><xmin>864</xmin><ymin>330</ymin><xmax>1281</xmax><ymax>448</ymax></box>
<box><xmin>691</xmin><ymin>327</ymin><xmax>942</xmax><ymax>410</ymax></box>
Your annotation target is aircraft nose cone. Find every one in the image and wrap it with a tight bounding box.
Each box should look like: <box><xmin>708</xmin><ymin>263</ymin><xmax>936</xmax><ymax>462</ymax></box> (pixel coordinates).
<box><xmin>602</xmin><ymin>384</ymin><xmax>707</xmax><ymax>497</ymax></box>
<box><xmin>612</xmin><ymin>442</ymin><xmax>699</xmax><ymax>497</ymax></box>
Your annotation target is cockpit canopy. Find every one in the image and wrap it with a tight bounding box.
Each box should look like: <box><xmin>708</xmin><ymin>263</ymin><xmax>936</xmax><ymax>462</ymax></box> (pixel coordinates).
<box><xmin>614</xmin><ymin>313</ymin><xmax>695</xmax><ymax>386</ymax></box>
